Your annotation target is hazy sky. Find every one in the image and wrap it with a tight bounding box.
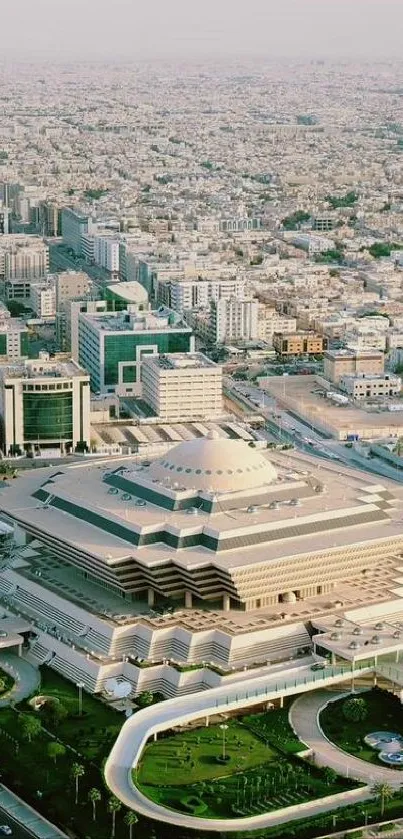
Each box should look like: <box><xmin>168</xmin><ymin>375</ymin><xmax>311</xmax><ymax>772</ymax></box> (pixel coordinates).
<box><xmin>2</xmin><ymin>0</ymin><xmax>403</xmax><ymax>61</ymax></box>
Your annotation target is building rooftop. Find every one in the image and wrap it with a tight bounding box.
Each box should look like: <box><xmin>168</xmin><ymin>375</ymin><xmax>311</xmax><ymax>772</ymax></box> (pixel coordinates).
<box><xmin>148</xmin><ymin>352</ymin><xmax>218</xmax><ymax>372</ymax></box>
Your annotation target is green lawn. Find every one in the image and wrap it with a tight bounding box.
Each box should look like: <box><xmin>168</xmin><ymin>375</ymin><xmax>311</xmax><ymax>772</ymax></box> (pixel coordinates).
<box><xmin>137</xmin><ymin>721</ymin><xmax>276</xmax><ymax>785</ymax></box>
<box><xmin>135</xmin><ymin>713</ymin><xmax>356</xmax><ymax>819</ymax></box>
<box><xmin>22</xmin><ymin>667</ymin><xmax>122</xmax><ymax>760</ymax></box>
<box><xmin>241</xmin><ymin>705</ymin><xmax>305</xmax><ymax>754</ymax></box>
<box><xmin>320</xmin><ymin>687</ymin><xmax>403</xmax><ymax>766</ymax></box>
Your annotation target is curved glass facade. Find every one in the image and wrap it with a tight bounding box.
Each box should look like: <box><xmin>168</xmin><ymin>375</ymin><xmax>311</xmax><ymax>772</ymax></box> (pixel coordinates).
<box><xmin>23</xmin><ymin>391</ymin><xmax>73</xmax><ymax>441</ymax></box>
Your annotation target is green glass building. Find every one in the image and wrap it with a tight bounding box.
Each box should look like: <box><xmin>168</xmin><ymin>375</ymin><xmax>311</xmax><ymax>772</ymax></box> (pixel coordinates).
<box><xmin>78</xmin><ymin>307</ymin><xmax>194</xmax><ymax>395</ymax></box>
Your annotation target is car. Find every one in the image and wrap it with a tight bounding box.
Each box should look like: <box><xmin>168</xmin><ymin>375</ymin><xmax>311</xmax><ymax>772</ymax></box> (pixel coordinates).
<box><xmin>310</xmin><ymin>662</ymin><xmax>326</xmax><ymax>671</ymax></box>
<box><xmin>0</xmin><ymin>826</ymin><xmax>13</xmax><ymax>835</ymax></box>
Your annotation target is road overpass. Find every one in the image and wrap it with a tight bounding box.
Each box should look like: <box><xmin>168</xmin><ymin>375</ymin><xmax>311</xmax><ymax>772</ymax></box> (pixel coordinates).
<box><xmin>105</xmin><ymin>659</ymin><xmax>375</xmax><ymax>832</ymax></box>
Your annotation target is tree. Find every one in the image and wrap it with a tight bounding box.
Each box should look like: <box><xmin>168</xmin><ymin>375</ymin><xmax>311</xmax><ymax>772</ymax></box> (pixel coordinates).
<box><xmin>372</xmin><ymin>782</ymin><xmax>394</xmax><ymax>817</ymax></box>
<box><xmin>88</xmin><ymin>787</ymin><xmax>101</xmax><ymax>822</ymax></box>
<box><xmin>342</xmin><ymin>697</ymin><xmax>368</xmax><ymax>723</ymax></box>
<box><xmin>108</xmin><ymin>796</ymin><xmax>122</xmax><ymax>839</ymax></box>
<box><xmin>44</xmin><ymin>700</ymin><xmax>68</xmax><ymax>726</ymax></box>
<box><xmin>21</xmin><ymin>715</ymin><xmax>42</xmax><ymax>743</ymax></box>
<box><xmin>136</xmin><ymin>691</ymin><xmax>154</xmax><ymax>708</ymax></box>
<box><xmin>323</xmin><ymin>767</ymin><xmax>338</xmax><ymax>787</ymax></box>
<box><xmin>71</xmin><ymin>762</ymin><xmax>85</xmax><ymax>805</ymax></box>
<box><xmin>124</xmin><ymin>811</ymin><xmax>138</xmax><ymax>839</ymax></box>
<box><xmin>47</xmin><ymin>741</ymin><xmax>66</xmax><ymax>764</ymax></box>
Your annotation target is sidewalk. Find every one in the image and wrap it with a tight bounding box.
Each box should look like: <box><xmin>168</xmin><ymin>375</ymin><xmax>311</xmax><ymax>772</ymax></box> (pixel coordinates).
<box><xmin>0</xmin><ymin>785</ymin><xmax>68</xmax><ymax>838</ymax></box>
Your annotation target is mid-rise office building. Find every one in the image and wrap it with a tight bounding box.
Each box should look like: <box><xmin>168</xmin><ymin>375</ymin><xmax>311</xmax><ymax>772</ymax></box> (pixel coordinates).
<box><xmin>61</xmin><ymin>208</ymin><xmax>92</xmax><ymax>256</ymax></box>
<box><xmin>142</xmin><ymin>353</ymin><xmax>223</xmax><ymax>421</ymax></box>
<box><xmin>0</xmin><ymin>353</ymin><xmax>90</xmax><ymax>456</ymax></box>
<box><xmin>78</xmin><ymin>306</ymin><xmax>194</xmax><ymax>395</ymax></box>
<box><xmin>324</xmin><ymin>349</ymin><xmax>385</xmax><ymax>384</ymax></box>
<box><xmin>105</xmin><ymin>282</ymin><xmax>148</xmax><ymax>312</ymax></box>
<box><xmin>273</xmin><ymin>332</ymin><xmax>328</xmax><ymax>357</ymax></box>
<box><xmin>55</xmin><ymin>271</ymin><xmax>92</xmax><ymax>310</ymax></box>
<box><xmin>94</xmin><ymin>235</ymin><xmax>120</xmax><ymax>274</ymax></box>
<box><xmin>210</xmin><ymin>297</ymin><xmax>259</xmax><ymax>344</ymax></box>
<box><xmin>63</xmin><ymin>298</ymin><xmax>107</xmax><ymax>358</ymax></box>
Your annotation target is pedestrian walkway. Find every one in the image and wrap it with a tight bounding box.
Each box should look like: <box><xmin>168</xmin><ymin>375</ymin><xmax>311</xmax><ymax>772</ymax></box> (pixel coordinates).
<box><xmin>0</xmin><ymin>785</ymin><xmax>67</xmax><ymax>838</ymax></box>
<box><xmin>290</xmin><ymin>689</ymin><xmax>402</xmax><ymax>786</ymax></box>
<box><xmin>0</xmin><ymin>653</ymin><xmax>40</xmax><ymax>708</ymax></box>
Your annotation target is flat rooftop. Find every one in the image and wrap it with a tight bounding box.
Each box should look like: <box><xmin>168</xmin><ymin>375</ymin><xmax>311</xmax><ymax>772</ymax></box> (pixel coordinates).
<box><xmin>147</xmin><ymin>353</ymin><xmax>218</xmax><ymax>371</ymax></box>
<box><xmin>265</xmin><ymin>375</ymin><xmax>403</xmax><ymax>440</ymax></box>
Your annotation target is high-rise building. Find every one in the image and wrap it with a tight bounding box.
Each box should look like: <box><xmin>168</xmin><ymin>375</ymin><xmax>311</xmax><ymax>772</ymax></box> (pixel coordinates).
<box><xmin>0</xmin><ymin>353</ymin><xmax>90</xmax><ymax>456</ymax></box>
<box><xmin>142</xmin><ymin>353</ymin><xmax>223</xmax><ymax>422</ymax></box>
<box><xmin>78</xmin><ymin>307</ymin><xmax>194</xmax><ymax>395</ymax></box>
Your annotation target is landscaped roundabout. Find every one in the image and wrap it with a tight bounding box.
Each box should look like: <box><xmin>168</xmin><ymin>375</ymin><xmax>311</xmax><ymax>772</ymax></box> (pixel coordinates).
<box><xmin>319</xmin><ymin>688</ymin><xmax>403</xmax><ymax>769</ymax></box>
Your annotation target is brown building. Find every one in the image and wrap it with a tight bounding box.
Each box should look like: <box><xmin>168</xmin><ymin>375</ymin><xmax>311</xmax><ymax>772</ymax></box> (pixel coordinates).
<box><xmin>324</xmin><ymin>349</ymin><xmax>384</xmax><ymax>385</ymax></box>
<box><xmin>273</xmin><ymin>331</ymin><xmax>328</xmax><ymax>358</ymax></box>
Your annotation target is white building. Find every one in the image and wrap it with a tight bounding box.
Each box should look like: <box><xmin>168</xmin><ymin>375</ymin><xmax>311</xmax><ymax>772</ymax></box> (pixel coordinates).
<box><xmin>30</xmin><ymin>282</ymin><xmax>56</xmax><ymax>320</ymax></box>
<box><xmin>257</xmin><ymin>306</ymin><xmax>297</xmax><ymax>343</ymax></box>
<box><xmin>0</xmin><ymin>353</ymin><xmax>90</xmax><ymax>456</ymax></box>
<box><xmin>210</xmin><ymin>297</ymin><xmax>259</xmax><ymax>344</ymax></box>
<box><xmin>93</xmin><ymin>235</ymin><xmax>120</xmax><ymax>274</ymax></box>
<box><xmin>61</xmin><ymin>208</ymin><xmax>92</xmax><ymax>256</ymax></box>
<box><xmin>292</xmin><ymin>234</ymin><xmax>334</xmax><ymax>255</ymax></box>
<box><xmin>0</xmin><ymin>235</ymin><xmax>49</xmax><ymax>281</ymax></box>
<box><xmin>142</xmin><ymin>353</ymin><xmax>223</xmax><ymax>422</ymax></box>
<box><xmin>168</xmin><ymin>277</ymin><xmax>246</xmax><ymax>314</ymax></box>
<box><xmin>340</xmin><ymin>373</ymin><xmax>401</xmax><ymax>400</ymax></box>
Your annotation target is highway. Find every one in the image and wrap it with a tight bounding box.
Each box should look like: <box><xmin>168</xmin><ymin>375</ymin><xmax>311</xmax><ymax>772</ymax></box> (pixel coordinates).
<box><xmin>0</xmin><ymin>807</ymin><xmax>37</xmax><ymax>839</ymax></box>
<box><xmin>105</xmin><ymin>659</ymin><xmax>372</xmax><ymax>833</ymax></box>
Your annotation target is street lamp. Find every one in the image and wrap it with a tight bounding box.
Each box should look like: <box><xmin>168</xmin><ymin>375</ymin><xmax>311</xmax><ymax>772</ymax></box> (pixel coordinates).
<box><xmin>361</xmin><ymin>809</ymin><xmax>368</xmax><ymax>828</ymax></box>
<box><xmin>220</xmin><ymin>723</ymin><xmax>229</xmax><ymax>761</ymax></box>
<box><xmin>76</xmin><ymin>681</ymin><xmax>85</xmax><ymax>717</ymax></box>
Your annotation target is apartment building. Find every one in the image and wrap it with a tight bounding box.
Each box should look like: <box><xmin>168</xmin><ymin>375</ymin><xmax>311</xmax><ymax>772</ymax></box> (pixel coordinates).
<box><xmin>169</xmin><ymin>276</ymin><xmax>246</xmax><ymax>314</ymax></box>
<box><xmin>210</xmin><ymin>297</ymin><xmax>259</xmax><ymax>344</ymax></box>
<box><xmin>30</xmin><ymin>283</ymin><xmax>56</xmax><ymax>320</ymax></box>
<box><xmin>273</xmin><ymin>331</ymin><xmax>328</xmax><ymax>357</ymax></box>
<box><xmin>0</xmin><ymin>235</ymin><xmax>49</xmax><ymax>282</ymax></box>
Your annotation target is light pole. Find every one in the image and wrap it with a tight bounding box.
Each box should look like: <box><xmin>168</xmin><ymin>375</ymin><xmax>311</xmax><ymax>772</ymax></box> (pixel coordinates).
<box><xmin>220</xmin><ymin>723</ymin><xmax>228</xmax><ymax>761</ymax></box>
<box><xmin>361</xmin><ymin>809</ymin><xmax>368</xmax><ymax>828</ymax></box>
<box><xmin>76</xmin><ymin>681</ymin><xmax>84</xmax><ymax>717</ymax></box>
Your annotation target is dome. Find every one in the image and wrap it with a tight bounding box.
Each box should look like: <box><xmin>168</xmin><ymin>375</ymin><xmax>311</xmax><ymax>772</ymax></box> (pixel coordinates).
<box><xmin>148</xmin><ymin>433</ymin><xmax>278</xmax><ymax>494</ymax></box>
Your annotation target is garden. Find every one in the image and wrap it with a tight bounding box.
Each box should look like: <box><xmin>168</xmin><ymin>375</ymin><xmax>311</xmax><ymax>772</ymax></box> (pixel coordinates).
<box><xmin>135</xmin><ymin>706</ymin><xmax>356</xmax><ymax>819</ymax></box>
<box><xmin>0</xmin><ymin>667</ymin><xmax>14</xmax><ymax>696</ymax></box>
<box><xmin>0</xmin><ymin>666</ymin><xmax>139</xmax><ymax>838</ymax></box>
<box><xmin>320</xmin><ymin>688</ymin><xmax>403</xmax><ymax>767</ymax></box>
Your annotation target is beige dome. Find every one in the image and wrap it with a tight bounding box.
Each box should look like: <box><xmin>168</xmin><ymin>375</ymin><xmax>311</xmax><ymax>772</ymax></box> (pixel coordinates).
<box><xmin>148</xmin><ymin>434</ymin><xmax>277</xmax><ymax>494</ymax></box>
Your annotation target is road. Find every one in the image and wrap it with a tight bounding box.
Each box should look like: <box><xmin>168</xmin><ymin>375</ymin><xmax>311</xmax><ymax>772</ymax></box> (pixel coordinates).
<box><xmin>105</xmin><ymin>659</ymin><xmax>373</xmax><ymax>833</ymax></box>
<box><xmin>0</xmin><ymin>806</ymin><xmax>38</xmax><ymax>839</ymax></box>
<box><xmin>48</xmin><ymin>243</ymin><xmax>112</xmax><ymax>288</ymax></box>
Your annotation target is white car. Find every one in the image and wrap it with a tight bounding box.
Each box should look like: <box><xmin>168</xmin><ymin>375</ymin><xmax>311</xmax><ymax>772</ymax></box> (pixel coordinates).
<box><xmin>0</xmin><ymin>826</ymin><xmax>12</xmax><ymax>836</ymax></box>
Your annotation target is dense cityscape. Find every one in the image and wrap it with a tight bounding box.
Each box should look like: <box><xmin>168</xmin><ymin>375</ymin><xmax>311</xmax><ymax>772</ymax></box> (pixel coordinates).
<box><xmin>0</xmin><ymin>44</ymin><xmax>403</xmax><ymax>839</ymax></box>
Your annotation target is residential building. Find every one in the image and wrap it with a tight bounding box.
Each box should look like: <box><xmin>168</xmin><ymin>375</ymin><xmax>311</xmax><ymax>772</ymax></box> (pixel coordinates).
<box><xmin>55</xmin><ymin>271</ymin><xmax>92</xmax><ymax>310</ymax></box>
<box><xmin>0</xmin><ymin>305</ymin><xmax>29</xmax><ymax>358</ymax></box>
<box><xmin>78</xmin><ymin>306</ymin><xmax>194</xmax><ymax>395</ymax></box>
<box><xmin>0</xmin><ymin>353</ymin><xmax>90</xmax><ymax>456</ymax></box>
<box><xmin>30</xmin><ymin>283</ymin><xmax>56</xmax><ymax>320</ymax></box>
<box><xmin>210</xmin><ymin>297</ymin><xmax>259</xmax><ymax>344</ymax></box>
<box><xmin>142</xmin><ymin>353</ymin><xmax>223</xmax><ymax>421</ymax></box>
<box><xmin>94</xmin><ymin>235</ymin><xmax>120</xmax><ymax>274</ymax></box>
<box><xmin>0</xmin><ymin>235</ymin><xmax>49</xmax><ymax>282</ymax></box>
<box><xmin>324</xmin><ymin>349</ymin><xmax>385</xmax><ymax>384</ymax></box>
<box><xmin>168</xmin><ymin>276</ymin><xmax>246</xmax><ymax>314</ymax></box>
<box><xmin>257</xmin><ymin>306</ymin><xmax>297</xmax><ymax>343</ymax></box>
<box><xmin>273</xmin><ymin>331</ymin><xmax>328</xmax><ymax>357</ymax></box>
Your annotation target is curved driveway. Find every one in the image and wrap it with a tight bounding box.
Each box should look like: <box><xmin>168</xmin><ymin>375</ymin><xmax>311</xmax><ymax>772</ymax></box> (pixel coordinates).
<box><xmin>290</xmin><ymin>689</ymin><xmax>402</xmax><ymax>786</ymax></box>
<box><xmin>105</xmin><ymin>661</ymin><xmax>371</xmax><ymax>832</ymax></box>
<box><xmin>0</xmin><ymin>653</ymin><xmax>40</xmax><ymax>708</ymax></box>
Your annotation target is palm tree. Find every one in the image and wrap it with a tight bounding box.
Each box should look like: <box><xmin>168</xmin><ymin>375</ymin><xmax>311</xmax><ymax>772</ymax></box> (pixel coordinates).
<box><xmin>372</xmin><ymin>782</ymin><xmax>394</xmax><ymax>817</ymax></box>
<box><xmin>21</xmin><ymin>715</ymin><xmax>42</xmax><ymax>743</ymax></box>
<box><xmin>88</xmin><ymin>787</ymin><xmax>101</xmax><ymax>821</ymax></box>
<box><xmin>108</xmin><ymin>796</ymin><xmax>122</xmax><ymax>839</ymax></box>
<box><xmin>71</xmin><ymin>762</ymin><xmax>85</xmax><ymax>805</ymax></box>
<box><xmin>47</xmin><ymin>741</ymin><xmax>66</xmax><ymax>764</ymax></box>
<box><xmin>124</xmin><ymin>811</ymin><xmax>138</xmax><ymax>839</ymax></box>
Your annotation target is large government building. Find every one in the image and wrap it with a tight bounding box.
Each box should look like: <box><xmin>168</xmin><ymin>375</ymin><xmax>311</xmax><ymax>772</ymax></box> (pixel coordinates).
<box><xmin>1</xmin><ymin>432</ymin><xmax>403</xmax><ymax>697</ymax></box>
